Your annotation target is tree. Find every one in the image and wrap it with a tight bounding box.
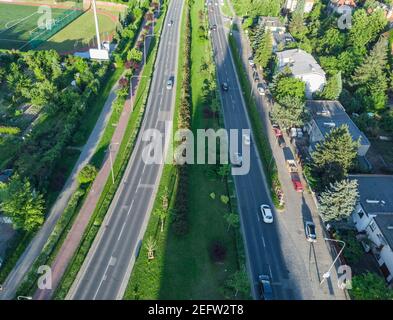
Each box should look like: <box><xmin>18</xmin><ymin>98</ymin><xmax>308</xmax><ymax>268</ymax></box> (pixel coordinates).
<box><xmin>351</xmin><ymin>37</ymin><xmax>388</xmax><ymax>111</ymax></box>
<box><xmin>225</xmin><ymin>265</ymin><xmax>250</xmax><ymax>298</ymax></box>
<box><xmin>78</xmin><ymin>164</ymin><xmax>98</xmax><ymax>185</ymax></box>
<box><xmin>161</xmin><ymin>186</ymin><xmax>169</xmax><ymax>211</ymax></box>
<box><xmin>319</xmin><ymin>179</ymin><xmax>359</xmax><ymax>222</ymax></box>
<box><xmin>289</xmin><ymin>0</ymin><xmax>307</xmax><ymax>40</ymax></box>
<box><xmin>317</xmin><ymin>28</ymin><xmax>346</xmax><ymax>55</ymax></box>
<box><xmin>311</xmin><ymin>125</ymin><xmax>359</xmax><ymax>186</ymax></box>
<box><xmin>145</xmin><ymin>236</ymin><xmax>157</xmax><ymax>260</ymax></box>
<box><xmin>154</xmin><ymin>208</ymin><xmax>167</xmax><ymax>232</ymax></box>
<box><xmin>272</xmin><ymin>75</ymin><xmax>306</xmax><ymax>103</ymax></box>
<box><xmin>254</xmin><ymin>30</ymin><xmax>273</xmax><ymax>70</ymax></box>
<box><xmin>270</xmin><ymin>95</ymin><xmax>308</xmax><ymax>129</ymax></box>
<box><xmin>127</xmin><ymin>48</ymin><xmax>143</xmax><ymax>63</ymax></box>
<box><xmin>217</xmin><ymin>164</ymin><xmax>230</xmax><ymax>182</ymax></box>
<box><xmin>224</xmin><ymin>212</ymin><xmax>240</xmax><ymax>231</ymax></box>
<box><xmin>0</xmin><ymin>174</ymin><xmax>45</xmax><ymax>232</ymax></box>
<box><xmin>351</xmin><ymin>272</ymin><xmax>393</xmax><ymax>300</ymax></box>
<box><xmin>319</xmin><ymin>72</ymin><xmax>342</xmax><ymax>100</ymax></box>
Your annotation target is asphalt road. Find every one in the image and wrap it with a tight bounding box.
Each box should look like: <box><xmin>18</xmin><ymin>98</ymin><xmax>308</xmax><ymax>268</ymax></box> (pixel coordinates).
<box><xmin>208</xmin><ymin>2</ymin><xmax>298</xmax><ymax>300</ymax></box>
<box><xmin>67</xmin><ymin>0</ymin><xmax>184</xmax><ymax>300</ymax></box>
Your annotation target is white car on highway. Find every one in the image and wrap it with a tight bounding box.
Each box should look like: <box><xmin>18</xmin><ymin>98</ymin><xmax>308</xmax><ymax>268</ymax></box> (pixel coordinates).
<box><xmin>260</xmin><ymin>204</ymin><xmax>273</xmax><ymax>224</ymax></box>
<box><xmin>243</xmin><ymin>133</ymin><xmax>251</xmax><ymax>145</ymax></box>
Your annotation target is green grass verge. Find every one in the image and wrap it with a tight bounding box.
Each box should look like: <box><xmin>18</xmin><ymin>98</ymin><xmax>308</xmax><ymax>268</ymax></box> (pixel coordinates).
<box><xmin>52</xmin><ymin>3</ymin><xmax>168</xmax><ymax>299</ymax></box>
<box><xmin>228</xmin><ymin>30</ymin><xmax>283</xmax><ymax>209</ymax></box>
<box><xmin>124</xmin><ymin>0</ymin><xmax>249</xmax><ymax>300</ymax></box>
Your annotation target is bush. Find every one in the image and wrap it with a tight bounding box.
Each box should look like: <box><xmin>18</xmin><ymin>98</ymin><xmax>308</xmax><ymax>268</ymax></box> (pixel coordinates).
<box><xmin>0</xmin><ymin>126</ymin><xmax>20</xmax><ymax>135</ymax></box>
<box><xmin>209</xmin><ymin>241</ymin><xmax>227</xmax><ymax>263</ymax></box>
<box><xmin>78</xmin><ymin>164</ymin><xmax>98</xmax><ymax>185</ymax></box>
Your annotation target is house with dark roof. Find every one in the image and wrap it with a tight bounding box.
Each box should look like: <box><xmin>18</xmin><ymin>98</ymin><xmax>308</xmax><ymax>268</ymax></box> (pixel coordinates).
<box><xmin>305</xmin><ymin>100</ymin><xmax>370</xmax><ymax>156</ymax></box>
<box><xmin>350</xmin><ymin>175</ymin><xmax>393</xmax><ymax>283</ymax></box>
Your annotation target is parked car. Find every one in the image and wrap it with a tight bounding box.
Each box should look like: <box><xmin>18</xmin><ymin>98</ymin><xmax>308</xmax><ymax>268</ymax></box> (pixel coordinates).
<box><xmin>253</xmin><ymin>72</ymin><xmax>260</xmax><ymax>82</ymax></box>
<box><xmin>260</xmin><ymin>204</ymin><xmax>273</xmax><ymax>224</ymax></box>
<box><xmin>221</xmin><ymin>82</ymin><xmax>229</xmax><ymax>91</ymax></box>
<box><xmin>257</xmin><ymin>83</ymin><xmax>265</xmax><ymax>96</ymax></box>
<box><xmin>248</xmin><ymin>57</ymin><xmax>255</xmax><ymax>66</ymax></box>
<box><xmin>272</xmin><ymin>124</ymin><xmax>286</xmax><ymax>148</ymax></box>
<box><xmin>286</xmin><ymin>160</ymin><xmax>298</xmax><ymax>173</ymax></box>
<box><xmin>291</xmin><ymin>173</ymin><xmax>304</xmax><ymax>192</ymax></box>
<box><xmin>258</xmin><ymin>274</ymin><xmax>273</xmax><ymax>300</ymax></box>
<box><xmin>305</xmin><ymin>221</ymin><xmax>317</xmax><ymax>242</ymax></box>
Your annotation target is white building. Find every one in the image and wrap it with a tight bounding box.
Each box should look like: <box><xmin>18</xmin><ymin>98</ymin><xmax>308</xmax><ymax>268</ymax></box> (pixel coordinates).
<box><xmin>351</xmin><ymin>175</ymin><xmax>393</xmax><ymax>283</ymax></box>
<box><xmin>285</xmin><ymin>0</ymin><xmax>315</xmax><ymax>13</ymax></box>
<box><xmin>276</xmin><ymin>49</ymin><xmax>326</xmax><ymax>98</ymax></box>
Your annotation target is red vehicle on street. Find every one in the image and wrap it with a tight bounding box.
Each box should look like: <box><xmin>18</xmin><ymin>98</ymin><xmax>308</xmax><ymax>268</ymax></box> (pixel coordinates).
<box><xmin>290</xmin><ymin>173</ymin><xmax>304</xmax><ymax>192</ymax></box>
<box><xmin>272</xmin><ymin>124</ymin><xmax>286</xmax><ymax>148</ymax></box>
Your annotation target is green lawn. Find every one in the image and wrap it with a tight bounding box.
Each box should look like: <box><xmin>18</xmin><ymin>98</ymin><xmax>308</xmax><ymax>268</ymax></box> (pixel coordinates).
<box><xmin>38</xmin><ymin>10</ymin><xmax>120</xmax><ymax>53</ymax></box>
<box><xmin>124</xmin><ymin>0</ymin><xmax>248</xmax><ymax>300</ymax></box>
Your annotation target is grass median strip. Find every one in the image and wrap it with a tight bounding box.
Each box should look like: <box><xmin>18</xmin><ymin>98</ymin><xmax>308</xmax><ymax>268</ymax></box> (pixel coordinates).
<box><xmin>124</xmin><ymin>0</ymin><xmax>250</xmax><ymax>300</ymax></box>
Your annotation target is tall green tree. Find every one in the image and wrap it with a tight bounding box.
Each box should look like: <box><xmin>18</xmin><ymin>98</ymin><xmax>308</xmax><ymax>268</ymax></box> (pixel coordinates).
<box><xmin>272</xmin><ymin>74</ymin><xmax>306</xmax><ymax>103</ymax></box>
<box><xmin>270</xmin><ymin>95</ymin><xmax>309</xmax><ymax>129</ymax></box>
<box><xmin>319</xmin><ymin>179</ymin><xmax>359</xmax><ymax>222</ymax></box>
<box><xmin>319</xmin><ymin>72</ymin><xmax>342</xmax><ymax>100</ymax></box>
<box><xmin>254</xmin><ymin>30</ymin><xmax>273</xmax><ymax>69</ymax></box>
<box><xmin>0</xmin><ymin>174</ymin><xmax>45</xmax><ymax>232</ymax></box>
<box><xmin>351</xmin><ymin>272</ymin><xmax>393</xmax><ymax>300</ymax></box>
<box><xmin>311</xmin><ymin>125</ymin><xmax>359</xmax><ymax>188</ymax></box>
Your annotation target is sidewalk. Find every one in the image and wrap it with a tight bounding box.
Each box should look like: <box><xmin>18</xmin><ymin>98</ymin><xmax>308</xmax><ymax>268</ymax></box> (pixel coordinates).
<box><xmin>222</xmin><ymin>1</ymin><xmax>347</xmax><ymax>299</ymax></box>
<box><xmin>33</xmin><ymin>19</ymin><xmax>155</xmax><ymax>300</ymax></box>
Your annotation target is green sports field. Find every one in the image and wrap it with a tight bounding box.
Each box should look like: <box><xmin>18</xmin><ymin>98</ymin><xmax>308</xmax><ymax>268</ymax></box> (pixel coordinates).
<box><xmin>0</xmin><ymin>3</ymin><xmax>80</xmax><ymax>50</ymax></box>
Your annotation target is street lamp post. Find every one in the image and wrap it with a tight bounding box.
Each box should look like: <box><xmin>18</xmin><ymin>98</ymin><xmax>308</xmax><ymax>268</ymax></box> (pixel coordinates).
<box><xmin>108</xmin><ymin>142</ymin><xmax>119</xmax><ymax>185</ymax></box>
<box><xmin>320</xmin><ymin>238</ymin><xmax>346</xmax><ymax>285</ymax></box>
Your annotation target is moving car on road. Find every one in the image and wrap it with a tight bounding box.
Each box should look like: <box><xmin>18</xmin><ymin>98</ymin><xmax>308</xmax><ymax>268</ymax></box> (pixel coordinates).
<box><xmin>305</xmin><ymin>221</ymin><xmax>317</xmax><ymax>242</ymax></box>
<box><xmin>232</xmin><ymin>152</ymin><xmax>243</xmax><ymax>167</ymax></box>
<box><xmin>260</xmin><ymin>204</ymin><xmax>273</xmax><ymax>224</ymax></box>
<box><xmin>221</xmin><ymin>82</ymin><xmax>229</xmax><ymax>91</ymax></box>
<box><xmin>166</xmin><ymin>78</ymin><xmax>174</xmax><ymax>90</ymax></box>
<box><xmin>211</xmin><ymin>24</ymin><xmax>217</xmax><ymax>31</ymax></box>
<box><xmin>243</xmin><ymin>133</ymin><xmax>251</xmax><ymax>145</ymax></box>
<box><xmin>168</xmin><ymin>19</ymin><xmax>174</xmax><ymax>26</ymax></box>
<box><xmin>258</xmin><ymin>274</ymin><xmax>273</xmax><ymax>300</ymax></box>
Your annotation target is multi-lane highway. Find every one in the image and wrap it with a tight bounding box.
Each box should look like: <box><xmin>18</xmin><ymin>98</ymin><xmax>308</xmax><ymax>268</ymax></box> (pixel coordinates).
<box><xmin>66</xmin><ymin>0</ymin><xmax>184</xmax><ymax>300</ymax></box>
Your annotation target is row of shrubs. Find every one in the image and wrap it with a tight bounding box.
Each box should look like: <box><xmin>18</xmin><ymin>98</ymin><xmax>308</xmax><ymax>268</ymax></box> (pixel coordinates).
<box><xmin>172</xmin><ymin>1</ymin><xmax>192</xmax><ymax>236</ymax></box>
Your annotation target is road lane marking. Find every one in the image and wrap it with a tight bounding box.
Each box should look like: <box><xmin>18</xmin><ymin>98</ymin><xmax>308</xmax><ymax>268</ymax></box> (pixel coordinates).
<box><xmin>93</xmin><ymin>256</ymin><xmax>117</xmax><ymax>299</ymax></box>
<box><xmin>261</xmin><ymin>235</ymin><xmax>266</xmax><ymax>248</ymax></box>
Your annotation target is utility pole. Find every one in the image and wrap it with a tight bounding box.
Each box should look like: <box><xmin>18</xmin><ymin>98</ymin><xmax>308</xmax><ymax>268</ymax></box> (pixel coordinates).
<box><xmin>92</xmin><ymin>0</ymin><xmax>101</xmax><ymax>50</ymax></box>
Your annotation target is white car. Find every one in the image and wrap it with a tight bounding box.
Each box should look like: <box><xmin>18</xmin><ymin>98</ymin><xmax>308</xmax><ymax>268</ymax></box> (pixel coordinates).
<box><xmin>232</xmin><ymin>152</ymin><xmax>243</xmax><ymax>167</ymax></box>
<box><xmin>257</xmin><ymin>84</ymin><xmax>265</xmax><ymax>96</ymax></box>
<box><xmin>248</xmin><ymin>58</ymin><xmax>255</xmax><ymax>66</ymax></box>
<box><xmin>243</xmin><ymin>133</ymin><xmax>251</xmax><ymax>145</ymax></box>
<box><xmin>260</xmin><ymin>204</ymin><xmax>273</xmax><ymax>224</ymax></box>
<box><xmin>166</xmin><ymin>78</ymin><xmax>174</xmax><ymax>90</ymax></box>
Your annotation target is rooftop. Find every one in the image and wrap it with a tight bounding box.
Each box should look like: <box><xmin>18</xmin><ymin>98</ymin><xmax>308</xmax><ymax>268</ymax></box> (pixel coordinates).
<box><xmin>349</xmin><ymin>175</ymin><xmax>393</xmax><ymax>215</ymax></box>
<box><xmin>306</xmin><ymin>100</ymin><xmax>370</xmax><ymax>147</ymax></box>
<box><xmin>276</xmin><ymin>49</ymin><xmax>325</xmax><ymax>77</ymax></box>
<box><xmin>258</xmin><ymin>16</ymin><xmax>285</xmax><ymax>30</ymax></box>
<box><xmin>374</xmin><ymin>213</ymin><xmax>393</xmax><ymax>250</ymax></box>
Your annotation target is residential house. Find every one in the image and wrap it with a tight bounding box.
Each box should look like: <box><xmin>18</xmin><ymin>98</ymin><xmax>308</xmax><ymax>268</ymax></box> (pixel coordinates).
<box><xmin>329</xmin><ymin>0</ymin><xmax>357</xmax><ymax>13</ymax></box>
<box><xmin>350</xmin><ymin>175</ymin><xmax>393</xmax><ymax>283</ymax></box>
<box><xmin>276</xmin><ymin>49</ymin><xmax>326</xmax><ymax>98</ymax></box>
<box><xmin>258</xmin><ymin>16</ymin><xmax>295</xmax><ymax>52</ymax></box>
<box><xmin>305</xmin><ymin>100</ymin><xmax>370</xmax><ymax>156</ymax></box>
<box><xmin>284</xmin><ymin>0</ymin><xmax>315</xmax><ymax>13</ymax></box>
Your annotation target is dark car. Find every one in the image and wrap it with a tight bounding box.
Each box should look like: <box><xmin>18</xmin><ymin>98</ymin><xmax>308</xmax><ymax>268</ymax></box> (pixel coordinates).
<box><xmin>258</xmin><ymin>274</ymin><xmax>273</xmax><ymax>300</ymax></box>
<box><xmin>211</xmin><ymin>24</ymin><xmax>217</xmax><ymax>31</ymax></box>
<box><xmin>305</xmin><ymin>221</ymin><xmax>317</xmax><ymax>242</ymax></box>
<box><xmin>221</xmin><ymin>82</ymin><xmax>229</xmax><ymax>91</ymax></box>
